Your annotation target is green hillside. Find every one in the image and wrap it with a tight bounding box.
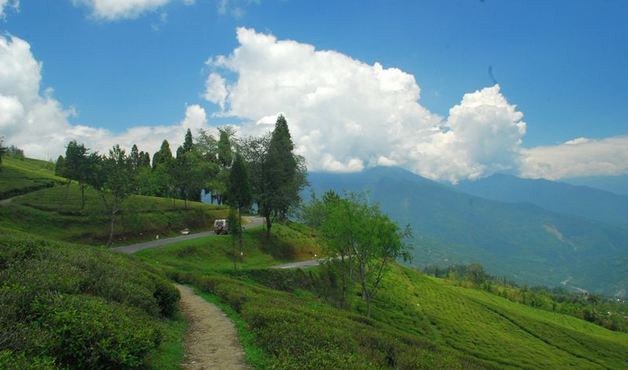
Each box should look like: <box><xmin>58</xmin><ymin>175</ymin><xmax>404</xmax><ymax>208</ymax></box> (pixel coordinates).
<box><xmin>0</xmin><ymin>156</ymin><xmax>65</xmax><ymax>199</ymax></box>
<box><xmin>0</xmin><ymin>165</ymin><xmax>229</xmax><ymax>246</ymax></box>
<box><xmin>307</xmin><ymin>167</ymin><xmax>628</xmax><ymax>296</ymax></box>
<box><xmin>3</xmin><ymin>158</ymin><xmax>627</xmax><ymax>369</ymax></box>
<box><xmin>138</xmin><ymin>228</ymin><xmax>628</xmax><ymax>370</ymax></box>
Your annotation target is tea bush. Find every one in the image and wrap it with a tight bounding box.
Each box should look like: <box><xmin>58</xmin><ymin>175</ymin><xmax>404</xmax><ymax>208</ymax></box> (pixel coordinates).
<box><xmin>171</xmin><ymin>270</ymin><xmax>497</xmax><ymax>370</ymax></box>
<box><xmin>0</xmin><ymin>229</ymin><xmax>180</xmax><ymax>368</ymax></box>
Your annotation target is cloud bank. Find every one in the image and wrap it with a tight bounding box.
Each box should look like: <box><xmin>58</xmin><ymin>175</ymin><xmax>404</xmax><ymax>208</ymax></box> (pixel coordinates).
<box><xmin>520</xmin><ymin>136</ymin><xmax>628</xmax><ymax>180</ymax></box>
<box><xmin>1</xmin><ymin>29</ymin><xmax>627</xmax><ymax>182</ymax></box>
<box><xmin>71</xmin><ymin>0</ymin><xmax>194</xmax><ymax>21</ymax></box>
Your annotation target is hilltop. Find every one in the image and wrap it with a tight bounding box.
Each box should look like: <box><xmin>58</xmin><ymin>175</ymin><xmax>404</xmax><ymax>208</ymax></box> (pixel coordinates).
<box><xmin>0</xmin><ymin>156</ymin><xmax>228</xmax><ymax>245</ymax></box>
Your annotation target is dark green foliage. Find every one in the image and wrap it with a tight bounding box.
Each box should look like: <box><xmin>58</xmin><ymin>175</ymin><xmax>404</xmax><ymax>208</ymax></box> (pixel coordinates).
<box><xmin>226</xmin><ymin>152</ymin><xmax>252</xmax><ymax>210</ymax></box>
<box><xmin>152</xmin><ymin>140</ymin><xmax>173</xmax><ymax>170</ymax></box>
<box><xmin>33</xmin><ymin>294</ymin><xmax>161</xmax><ymax>369</ymax></box>
<box><xmin>54</xmin><ymin>155</ymin><xmax>65</xmax><ymax>177</ymax></box>
<box><xmin>0</xmin><ymin>230</ymin><xmax>180</xmax><ymax>368</ymax></box>
<box><xmin>217</xmin><ymin>128</ymin><xmax>233</xmax><ymax>168</ymax></box>
<box><xmin>0</xmin><ymin>350</ymin><xmax>56</xmax><ymax>370</ymax></box>
<box><xmin>258</xmin><ymin>115</ymin><xmax>308</xmax><ymax>237</ymax></box>
<box><xmin>183</xmin><ymin>129</ymin><xmax>194</xmax><ymax>153</ymax></box>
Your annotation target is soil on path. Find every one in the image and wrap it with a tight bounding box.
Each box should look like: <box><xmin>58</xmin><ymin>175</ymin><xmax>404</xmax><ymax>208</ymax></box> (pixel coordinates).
<box><xmin>176</xmin><ymin>284</ymin><xmax>249</xmax><ymax>370</ymax></box>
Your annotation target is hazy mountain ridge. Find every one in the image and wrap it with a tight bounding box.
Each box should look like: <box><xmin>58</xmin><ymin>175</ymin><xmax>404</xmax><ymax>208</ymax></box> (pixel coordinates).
<box><xmin>457</xmin><ymin>173</ymin><xmax>628</xmax><ymax>228</ymax></box>
<box><xmin>307</xmin><ymin>167</ymin><xmax>628</xmax><ymax>296</ymax></box>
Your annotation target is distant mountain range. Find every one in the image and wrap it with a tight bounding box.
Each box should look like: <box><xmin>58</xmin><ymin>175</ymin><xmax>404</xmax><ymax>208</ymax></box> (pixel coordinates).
<box><xmin>564</xmin><ymin>175</ymin><xmax>628</xmax><ymax>196</ymax></box>
<box><xmin>456</xmin><ymin>173</ymin><xmax>628</xmax><ymax>228</ymax></box>
<box><xmin>306</xmin><ymin>167</ymin><xmax>628</xmax><ymax>296</ymax></box>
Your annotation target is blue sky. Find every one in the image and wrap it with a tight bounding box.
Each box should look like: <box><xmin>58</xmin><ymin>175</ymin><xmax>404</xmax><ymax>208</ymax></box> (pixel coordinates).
<box><xmin>1</xmin><ymin>0</ymin><xmax>627</xmax><ymax>181</ymax></box>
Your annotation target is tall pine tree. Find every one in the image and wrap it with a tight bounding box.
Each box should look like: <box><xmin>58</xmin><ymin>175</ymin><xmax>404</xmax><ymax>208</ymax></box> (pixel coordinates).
<box><xmin>226</xmin><ymin>152</ymin><xmax>252</xmax><ymax>268</ymax></box>
<box><xmin>260</xmin><ymin>115</ymin><xmax>306</xmax><ymax>237</ymax></box>
<box><xmin>183</xmin><ymin>128</ymin><xmax>194</xmax><ymax>153</ymax></box>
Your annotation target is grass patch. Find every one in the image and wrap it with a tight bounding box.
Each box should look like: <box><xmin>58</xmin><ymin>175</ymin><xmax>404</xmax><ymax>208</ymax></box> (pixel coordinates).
<box><xmin>196</xmin><ymin>289</ymin><xmax>269</xmax><ymax>369</ymax></box>
<box><xmin>137</xmin><ymin>224</ymin><xmax>321</xmax><ymax>273</ymax></box>
<box><xmin>144</xmin><ymin>313</ymin><xmax>187</xmax><ymax>370</ymax></box>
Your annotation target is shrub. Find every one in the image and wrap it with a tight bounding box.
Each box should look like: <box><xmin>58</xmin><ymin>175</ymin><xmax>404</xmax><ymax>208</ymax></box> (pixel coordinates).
<box><xmin>0</xmin><ymin>230</ymin><xmax>179</xmax><ymax>368</ymax></box>
<box><xmin>33</xmin><ymin>294</ymin><xmax>161</xmax><ymax>369</ymax></box>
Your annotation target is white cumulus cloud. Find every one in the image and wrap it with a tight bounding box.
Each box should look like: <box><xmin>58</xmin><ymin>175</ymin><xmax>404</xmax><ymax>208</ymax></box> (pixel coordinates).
<box><xmin>72</xmin><ymin>0</ymin><xmax>194</xmax><ymax>21</ymax></box>
<box><xmin>0</xmin><ymin>34</ymin><xmax>211</xmax><ymax>159</ymax></box>
<box><xmin>520</xmin><ymin>136</ymin><xmax>628</xmax><ymax>180</ymax></box>
<box><xmin>204</xmin><ymin>28</ymin><xmax>527</xmax><ymax>182</ymax></box>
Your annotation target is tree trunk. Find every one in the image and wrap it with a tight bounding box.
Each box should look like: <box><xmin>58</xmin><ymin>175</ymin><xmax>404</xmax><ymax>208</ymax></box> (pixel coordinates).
<box><xmin>238</xmin><ymin>208</ymin><xmax>244</xmax><ymax>262</ymax></box>
<box><xmin>80</xmin><ymin>184</ymin><xmax>85</xmax><ymax>210</ymax></box>
<box><xmin>340</xmin><ymin>254</ymin><xmax>347</xmax><ymax>303</ymax></box>
<box><xmin>366</xmin><ymin>293</ymin><xmax>372</xmax><ymax>318</ymax></box>
<box><xmin>107</xmin><ymin>207</ymin><xmax>116</xmax><ymax>247</ymax></box>
<box><xmin>232</xmin><ymin>233</ymin><xmax>237</xmax><ymax>271</ymax></box>
<box><xmin>265</xmin><ymin>214</ymin><xmax>272</xmax><ymax>239</ymax></box>
<box><xmin>348</xmin><ymin>253</ymin><xmax>353</xmax><ymax>282</ymax></box>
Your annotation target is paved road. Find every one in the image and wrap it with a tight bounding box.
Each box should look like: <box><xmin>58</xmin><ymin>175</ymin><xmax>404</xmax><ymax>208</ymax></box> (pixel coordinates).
<box><xmin>112</xmin><ymin>216</ymin><xmax>264</xmax><ymax>254</ymax></box>
<box><xmin>272</xmin><ymin>258</ymin><xmax>328</xmax><ymax>269</ymax></box>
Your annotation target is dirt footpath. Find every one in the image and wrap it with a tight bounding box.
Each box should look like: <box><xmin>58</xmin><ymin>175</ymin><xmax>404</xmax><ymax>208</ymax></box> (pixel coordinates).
<box><xmin>176</xmin><ymin>284</ymin><xmax>249</xmax><ymax>370</ymax></box>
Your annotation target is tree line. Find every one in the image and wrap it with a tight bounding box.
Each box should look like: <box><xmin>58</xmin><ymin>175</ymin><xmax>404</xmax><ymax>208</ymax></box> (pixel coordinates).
<box><xmin>54</xmin><ymin>115</ymin><xmax>307</xmax><ymax>247</ymax></box>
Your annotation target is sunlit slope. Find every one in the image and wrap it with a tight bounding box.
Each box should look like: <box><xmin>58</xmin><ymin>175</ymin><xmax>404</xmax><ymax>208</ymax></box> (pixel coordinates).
<box><xmin>0</xmin><ymin>156</ymin><xmax>65</xmax><ymax>199</ymax></box>
<box><xmin>0</xmin><ymin>183</ymin><xmax>228</xmax><ymax>245</ymax></box>
<box><xmin>138</xmin><ymin>225</ymin><xmax>628</xmax><ymax>369</ymax></box>
<box><xmin>373</xmin><ymin>266</ymin><xmax>628</xmax><ymax>369</ymax></box>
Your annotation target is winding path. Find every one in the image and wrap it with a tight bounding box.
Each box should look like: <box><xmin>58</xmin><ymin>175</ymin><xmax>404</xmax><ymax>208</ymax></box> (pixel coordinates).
<box><xmin>176</xmin><ymin>284</ymin><xmax>249</xmax><ymax>370</ymax></box>
<box><xmin>112</xmin><ymin>218</ymin><xmax>264</xmax><ymax>369</ymax></box>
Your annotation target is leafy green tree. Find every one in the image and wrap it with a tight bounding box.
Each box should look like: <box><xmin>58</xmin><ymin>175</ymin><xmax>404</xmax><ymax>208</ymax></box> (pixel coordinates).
<box><xmin>95</xmin><ymin>145</ymin><xmax>136</xmax><ymax>246</ymax></box>
<box><xmin>195</xmin><ymin>129</ymin><xmax>218</xmax><ymax>161</ymax></box>
<box><xmin>226</xmin><ymin>152</ymin><xmax>252</xmax><ymax>266</ymax></box>
<box><xmin>259</xmin><ymin>115</ymin><xmax>307</xmax><ymax>238</ymax></box>
<box><xmin>307</xmin><ymin>193</ymin><xmax>412</xmax><ymax>317</ymax></box>
<box><xmin>64</xmin><ymin>140</ymin><xmax>94</xmax><ymax>209</ymax></box>
<box><xmin>302</xmin><ymin>191</ymin><xmax>355</xmax><ymax>303</ymax></box>
<box><xmin>217</xmin><ymin>127</ymin><xmax>234</xmax><ymax>168</ymax></box>
<box><xmin>172</xmin><ymin>145</ymin><xmax>214</xmax><ymax>207</ymax></box>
